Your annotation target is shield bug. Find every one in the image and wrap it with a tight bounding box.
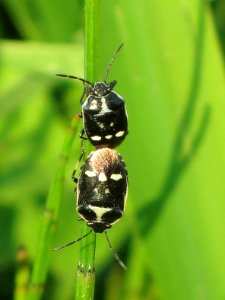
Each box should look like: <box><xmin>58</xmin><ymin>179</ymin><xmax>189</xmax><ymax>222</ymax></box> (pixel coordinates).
<box><xmin>54</xmin><ymin>147</ymin><xmax>128</xmax><ymax>269</ymax></box>
<box><xmin>76</xmin><ymin>147</ymin><xmax>128</xmax><ymax>233</ymax></box>
<box><xmin>57</xmin><ymin>43</ymin><xmax>128</xmax><ymax>148</ymax></box>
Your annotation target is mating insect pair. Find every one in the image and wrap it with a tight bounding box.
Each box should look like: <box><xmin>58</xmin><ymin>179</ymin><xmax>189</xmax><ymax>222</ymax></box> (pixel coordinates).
<box><xmin>54</xmin><ymin>44</ymin><xmax>128</xmax><ymax>269</ymax></box>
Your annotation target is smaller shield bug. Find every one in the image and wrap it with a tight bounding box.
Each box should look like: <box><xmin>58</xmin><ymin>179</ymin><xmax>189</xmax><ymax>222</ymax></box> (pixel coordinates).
<box><xmin>76</xmin><ymin>147</ymin><xmax>128</xmax><ymax>233</ymax></box>
<box><xmin>57</xmin><ymin>43</ymin><xmax>128</xmax><ymax>148</ymax></box>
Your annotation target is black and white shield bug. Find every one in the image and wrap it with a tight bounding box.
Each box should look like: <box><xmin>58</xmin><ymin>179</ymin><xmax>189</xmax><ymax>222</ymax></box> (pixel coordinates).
<box><xmin>77</xmin><ymin>147</ymin><xmax>128</xmax><ymax>233</ymax></box>
<box><xmin>56</xmin><ymin>43</ymin><xmax>128</xmax><ymax>148</ymax></box>
<box><xmin>54</xmin><ymin>147</ymin><xmax>128</xmax><ymax>269</ymax></box>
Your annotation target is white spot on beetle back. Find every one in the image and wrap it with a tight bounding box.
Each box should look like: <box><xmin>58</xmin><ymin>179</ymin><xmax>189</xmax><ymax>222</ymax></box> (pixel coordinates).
<box><xmin>97</xmin><ymin>97</ymin><xmax>112</xmax><ymax>115</ymax></box>
<box><xmin>88</xmin><ymin>205</ymin><xmax>112</xmax><ymax>221</ymax></box>
<box><xmin>110</xmin><ymin>173</ymin><xmax>123</xmax><ymax>181</ymax></box>
<box><xmin>105</xmin><ymin>135</ymin><xmax>112</xmax><ymax>139</ymax></box>
<box><xmin>105</xmin><ymin>188</ymin><xmax>110</xmax><ymax>194</ymax></box>
<box><xmin>115</xmin><ymin>131</ymin><xmax>125</xmax><ymax>137</ymax></box>
<box><xmin>85</xmin><ymin>170</ymin><xmax>96</xmax><ymax>177</ymax></box>
<box><xmin>89</xmin><ymin>100</ymin><xmax>98</xmax><ymax>110</ymax></box>
<box><xmin>91</xmin><ymin>135</ymin><xmax>101</xmax><ymax>141</ymax></box>
<box><xmin>97</xmin><ymin>122</ymin><xmax>104</xmax><ymax>129</ymax></box>
<box><xmin>99</xmin><ymin>172</ymin><xmax>107</xmax><ymax>182</ymax></box>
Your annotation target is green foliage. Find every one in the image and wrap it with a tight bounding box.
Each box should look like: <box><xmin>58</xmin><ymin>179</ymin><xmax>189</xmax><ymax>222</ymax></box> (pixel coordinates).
<box><xmin>0</xmin><ymin>0</ymin><xmax>225</xmax><ymax>299</ymax></box>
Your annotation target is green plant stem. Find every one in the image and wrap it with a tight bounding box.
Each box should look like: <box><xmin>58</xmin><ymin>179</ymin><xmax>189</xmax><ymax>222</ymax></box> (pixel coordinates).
<box><xmin>75</xmin><ymin>0</ymin><xmax>100</xmax><ymax>299</ymax></box>
<box><xmin>84</xmin><ymin>0</ymin><xmax>100</xmax><ymax>82</ymax></box>
<box><xmin>26</xmin><ymin>114</ymin><xmax>80</xmax><ymax>300</ymax></box>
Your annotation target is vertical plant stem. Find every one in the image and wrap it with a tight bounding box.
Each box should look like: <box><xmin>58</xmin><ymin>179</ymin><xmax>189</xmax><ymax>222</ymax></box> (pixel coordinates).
<box><xmin>84</xmin><ymin>0</ymin><xmax>100</xmax><ymax>81</ymax></box>
<box><xmin>75</xmin><ymin>0</ymin><xmax>100</xmax><ymax>299</ymax></box>
<box><xmin>26</xmin><ymin>114</ymin><xmax>80</xmax><ymax>300</ymax></box>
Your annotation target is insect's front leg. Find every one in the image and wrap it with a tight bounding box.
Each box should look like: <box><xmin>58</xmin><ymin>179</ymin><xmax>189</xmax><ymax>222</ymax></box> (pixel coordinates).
<box><xmin>79</xmin><ymin>128</ymin><xmax>87</xmax><ymax>140</ymax></box>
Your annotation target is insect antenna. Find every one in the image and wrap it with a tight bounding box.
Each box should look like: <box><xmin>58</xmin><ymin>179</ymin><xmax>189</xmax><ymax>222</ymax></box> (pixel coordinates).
<box><xmin>56</xmin><ymin>73</ymin><xmax>92</xmax><ymax>85</ymax></box>
<box><xmin>105</xmin><ymin>231</ymin><xmax>127</xmax><ymax>270</ymax></box>
<box><xmin>104</xmin><ymin>43</ymin><xmax>124</xmax><ymax>82</ymax></box>
<box><xmin>53</xmin><ymin>229</ymin><xmax>92</xmax><ymax>251</ymax></box>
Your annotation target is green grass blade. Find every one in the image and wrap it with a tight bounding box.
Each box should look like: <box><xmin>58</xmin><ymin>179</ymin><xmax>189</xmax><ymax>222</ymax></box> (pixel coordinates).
<box><xmin>75</xmin><ymin>1</ymin><xmax>101</xmax><ymax>299</ymax></box>
<box><xmin>100</xmin><ymin>0</ymin><xmax>225</xmax><ymax>298</ymax></box>
<box><xmin>1</xmin><ymin>0</ymin><xmax>225</xmax><ymax>298</ymax></box>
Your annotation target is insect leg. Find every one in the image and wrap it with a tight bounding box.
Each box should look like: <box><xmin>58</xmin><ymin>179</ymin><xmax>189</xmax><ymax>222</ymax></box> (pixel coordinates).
<box><xmin>72</xmin><ymin>140</ymin><xmax>86</xmax><ymax>183</ymax></box>
<box><xmin>53</xmin><ymin>229</ymin><xmax>92</xmax><ymax>251</ymax></box>
<box><xmin>79</xmin><ymin>128</ymin><xmax>87</xmax><ymax>140</ymax></box>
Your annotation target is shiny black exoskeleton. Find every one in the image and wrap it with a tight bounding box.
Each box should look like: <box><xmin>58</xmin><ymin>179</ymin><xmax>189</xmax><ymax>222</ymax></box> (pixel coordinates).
<box><xmin>76</xmin><ymin>148</ymin><xmax>128</xmax><ymax>233</ymax></box>
<box><xmin>57</xmin><ymin>43</ymin><xmax>128</xmax><ymax>148</ymax></box>
<box><xmin>55</xmin><ymin>45</ymin><xmax>128</xmax><ymax>269</ymax></box>
<box><xmin>80</xmin><ymin>80</ymin><xmax>128</xmax><ymax>148</ymax></box>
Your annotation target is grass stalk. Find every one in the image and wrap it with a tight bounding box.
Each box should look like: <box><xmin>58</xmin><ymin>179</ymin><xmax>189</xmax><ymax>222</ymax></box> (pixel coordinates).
<box><xmin>26</xmin><ymin>114</ymin><xmax>80</xmax><ymax>300</ymax></box>
<box><xmin>75</xmin><ymin>0</ymin><xmax>100</xmax><ymax>299</ymax></box>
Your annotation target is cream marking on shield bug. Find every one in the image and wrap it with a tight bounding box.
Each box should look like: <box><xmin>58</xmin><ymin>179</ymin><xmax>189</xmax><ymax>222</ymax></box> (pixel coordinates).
<box><xmin>110</xmin><ymin>173</ymin><xmax>123</xmax><ymax>181</ymax></box>
<box><xmin>105</xmin><ymin>188</ymin><xmax>110</xmax><ymax>194</ymax></box>
<box><xmin>105</xmin><ymin>135</ymin><xmax>113</xmax><ymax>139</ymax></box>
<box><xmin>88</xmin><ymin>205</ymin><xmax>112</xmax><ymax>221</ymax></box>
<box><xmin>99</xmin><ymin>172</ymin><xmax>107</xmax><ymax>182</ymax></box>
<box><xmin>115</xmin><ymin>131</ymin><xmax>125</xmax><ymax>137</ymax></box>
<box><xmin>110</xmin><ymin>122</ymin><xmax>114</xmax><ymax>127</ymax></box>
<box><xmin>97</xmin><ymin>97</ymin><xmax>113</xmax><ymax>115</ymax></box>
<box><xmin>85</xmin><ymin>170</ymin><xmax>96</xmax><ymax>177</ymax></box>
<box><xmin>97</xmin><ymin>121</ymin><xmax>104</xmax><ymax>129</ymax></box>
<box><xmin>89</xmin><ymin>100</ymin><xmax>98</xmax><ymax>110</ymax></box>
<box><xmin>91</xmin><ymin>135</ymin><xmax>101</xmax><ymax>141</ymax></box>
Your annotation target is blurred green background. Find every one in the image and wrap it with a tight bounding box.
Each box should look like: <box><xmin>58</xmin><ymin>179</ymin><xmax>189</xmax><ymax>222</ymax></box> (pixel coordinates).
<box><xmin>0</xmin><ymin>0</ymin><xmax>225</xmax><ymax>299</ymax></box>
